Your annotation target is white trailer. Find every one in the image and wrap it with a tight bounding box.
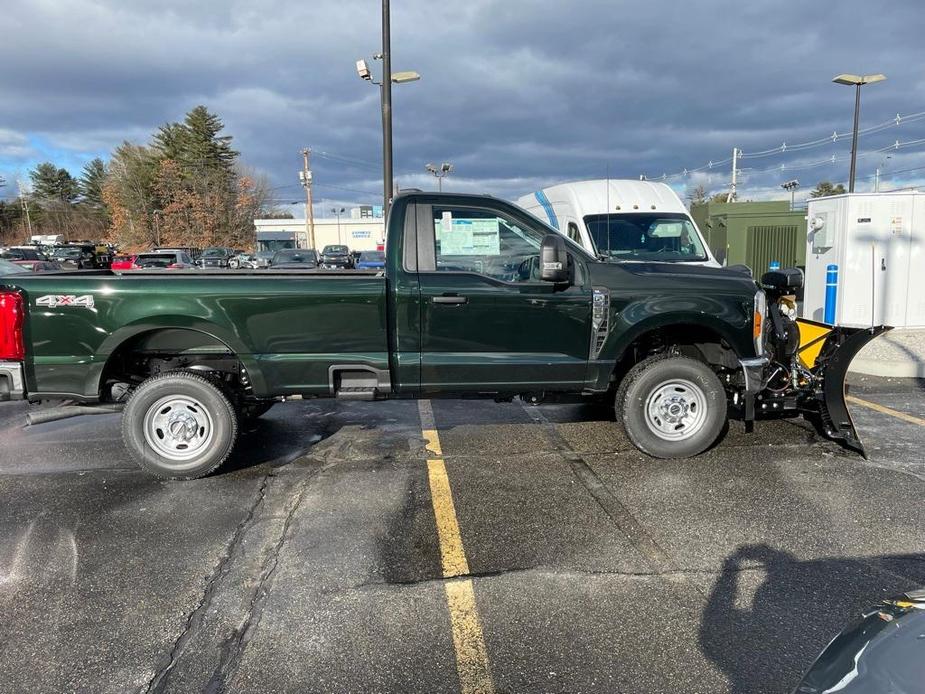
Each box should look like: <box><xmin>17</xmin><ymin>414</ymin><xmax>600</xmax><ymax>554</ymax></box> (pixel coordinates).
<box><xmin>803</xmin><ymin>191</ymin><xmax>925</xmax><ymax>327</ymax></box>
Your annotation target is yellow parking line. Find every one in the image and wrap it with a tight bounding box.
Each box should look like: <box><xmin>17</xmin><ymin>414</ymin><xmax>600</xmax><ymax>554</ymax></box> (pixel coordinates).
<box><xmin>847</xmin><ymin>395</ymin><xmax>925</xmax><ymax>427</ymax></box>
<box><xmin>428</xmin><ymin>459</ymin><xmax>470</xmax><ymax>577</ymax></box>
<box><xmin>418</xmin><ymin>400</ymin><xmax>495</xmax><ymax>694</ymax></box>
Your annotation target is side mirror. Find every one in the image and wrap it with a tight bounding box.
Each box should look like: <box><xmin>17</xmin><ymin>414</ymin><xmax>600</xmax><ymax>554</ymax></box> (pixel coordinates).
<box><xmin>540</xmin><ymin>233</ymin><xmax>569</xmax><ymax>284</ymax></box>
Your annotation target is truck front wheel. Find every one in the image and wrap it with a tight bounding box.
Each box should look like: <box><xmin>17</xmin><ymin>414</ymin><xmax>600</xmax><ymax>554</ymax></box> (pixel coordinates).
<box><xmin>122</xmin><ymin>372</ymin><xmax>239</xmax><ymax>480</ymax></box>
<box><xmin>616</xmin><ymin>354</ymin><xmax>727</xmax><ymax>458</ymax></box>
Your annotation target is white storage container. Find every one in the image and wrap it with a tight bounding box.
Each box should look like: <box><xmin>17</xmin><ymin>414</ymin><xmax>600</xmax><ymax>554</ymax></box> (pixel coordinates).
<box><xmin>803</xmin><ymin>192</ymin><xmax>925</xmax><ymax>328</ymax></box>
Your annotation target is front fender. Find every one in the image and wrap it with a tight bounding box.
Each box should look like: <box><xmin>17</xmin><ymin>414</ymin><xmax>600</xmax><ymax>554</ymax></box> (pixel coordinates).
<box><xmin>601</xmin><ymin>295</ymin><xmax>754</xmax><ymax>364</ymax></box>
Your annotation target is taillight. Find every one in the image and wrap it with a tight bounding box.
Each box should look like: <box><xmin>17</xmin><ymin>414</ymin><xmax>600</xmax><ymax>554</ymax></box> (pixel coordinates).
<box><xmin>0</xmin><ymin>291</ymin><xmax>25</xmax><ymax>360</ymax></box>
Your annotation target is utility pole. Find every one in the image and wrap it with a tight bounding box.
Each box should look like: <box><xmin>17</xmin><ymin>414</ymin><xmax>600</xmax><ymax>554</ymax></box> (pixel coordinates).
<box><xmin>17</xmin><ymin>180</ymin><xmax>33</xmax><ymax>243</ymax></box>
<box><xmin>300</xmin><ymin>148</ymin><xmax>316</xmax><ymax>249</ymax></box>
<box><xmin>726</xmin><ymin>148</ymin><xmax>739</xmax><ymax>203</ymax></box>
<box><xmin>381</xmin><ymin>0</ymin><xmax>393</xmax><ymax>216</ymax></box>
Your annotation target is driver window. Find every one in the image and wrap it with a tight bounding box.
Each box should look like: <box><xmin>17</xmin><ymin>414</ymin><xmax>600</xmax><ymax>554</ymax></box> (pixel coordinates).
<box><xmin>432</xmin><ymin>207</ymin><xmax>543</xmax><ymax>282</ymax></box>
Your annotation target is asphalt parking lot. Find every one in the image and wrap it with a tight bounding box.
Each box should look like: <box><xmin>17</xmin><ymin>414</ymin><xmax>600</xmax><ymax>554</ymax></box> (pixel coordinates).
<box><xmin>1</xmin><ymin>379</ymin><xmax>923</xmax><ymax>694</ymax></box>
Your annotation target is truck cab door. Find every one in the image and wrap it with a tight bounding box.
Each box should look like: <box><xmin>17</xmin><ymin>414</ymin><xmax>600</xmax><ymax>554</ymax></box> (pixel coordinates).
<box><xmin>415</xmin><ymin>200</ymin><xmax>592</xmax><ymax>394</ymax></box>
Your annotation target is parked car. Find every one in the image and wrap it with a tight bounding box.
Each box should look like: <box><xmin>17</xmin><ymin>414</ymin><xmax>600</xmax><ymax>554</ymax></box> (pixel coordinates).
<box><xmin>153</xmin><ymin>246</ymin><xmax>201</xmax><ymax>262</ymax></box>
<box><xmin>51</xmin><ymin>244</ymin><xmax>110</xmax><ymax>269</ymax></box>
<box><xmin>2</xmin><ymin>247</ymin><xmax>47</xmax><ymax>262</ymax></box>
<box><xmin>12</xmin><ymin>260</ymin><xmax>63</xmax><ymax>272</ymax></box>
<box><xmin>253</xmin><ymin>250</ymin><xmax>275</xmax><ymax>269</ymax></box>
<box><xmin>794</xmin><ymin>588</ymin><xmax>925</xmax><ymax>693</ymax></box>
<box><xmin>234</xmin><ymin>254</ymin><xmax>259</xmax><ymax>269</ymax></box>
<box><xmin>110</xmin><ymin>255</ymin><xmax>136</xmax><ymax>270</ymax></box>
<box><xmin>198</xmin><ymin>247</ymin><xmax>235</xmax><ymax>269</ymax></box>
<box><xmin>270</xmin><ymin>249</ymin><xmax>318</xmax><ymax>269</ymax></box>
<box><xmin>0</xmin><ymin>258</ymin><xmax>30</xmax><ymax>275</ymax></box>
<box><xmin>112</xmin><ymin>252</ymin><xmax>195</xmax><ymax>270</ymax></box>
<box><xmin>228</xmin><ymin>251</ymin><xmax>252</xmax><ymax>269</ymax></box>
<box><xmin>319</xmin><ymin>244</ymin><xmax>354</xmax><ymax>269</ymax></box>
<box><xmin>355</xmin><ymin>250</ymin><xmax>386</xmax><ymax>270</ymax></box>
<box><xmin>517</xmin><ymin>179</ymin><xmax>719</xmax><ymax>267</ymax></box>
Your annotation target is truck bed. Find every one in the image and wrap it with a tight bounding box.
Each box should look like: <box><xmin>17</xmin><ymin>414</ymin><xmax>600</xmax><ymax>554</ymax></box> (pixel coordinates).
<box><xmin>6</xmin><ymin>271</ymin><xmax>389</xmax><ymax>400</ymax></box>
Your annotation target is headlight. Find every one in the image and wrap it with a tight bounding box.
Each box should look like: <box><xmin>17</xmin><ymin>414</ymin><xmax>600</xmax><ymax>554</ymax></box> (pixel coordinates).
<box><xmin>753</xmin><ymin>290</ymin><xmax>767</xmax><ymax>355</ymax></box>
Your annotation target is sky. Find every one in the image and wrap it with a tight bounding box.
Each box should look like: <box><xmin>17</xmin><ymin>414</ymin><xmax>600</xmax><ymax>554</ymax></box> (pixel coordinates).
<box><xmin>1</xmin><ymin>0</ymin><xmax>924</xmax><ymax>216</ymax></box>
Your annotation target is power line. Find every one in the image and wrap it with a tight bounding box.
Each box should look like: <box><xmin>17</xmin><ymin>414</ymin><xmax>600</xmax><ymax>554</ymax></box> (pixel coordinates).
<box><xmin>658</xmin><ymin>108</ymin><xmax>925</xmax><ymax>181</ymax></box>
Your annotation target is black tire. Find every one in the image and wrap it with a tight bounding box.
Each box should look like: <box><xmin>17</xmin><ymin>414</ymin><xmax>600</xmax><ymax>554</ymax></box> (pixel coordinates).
<box><xmin>122</xmin><ymin>371</ymin><xmax>238</xmax><ymax>480</ymax></box>
<box><xmin>240</xmin><ymin>401</ymin><xmax>274</xmax><ymax>420</ymax></box>
<box><xmin>616</xmin><ymin>354</ymin><xmax>727</xmax><ymax>459</ymax></box>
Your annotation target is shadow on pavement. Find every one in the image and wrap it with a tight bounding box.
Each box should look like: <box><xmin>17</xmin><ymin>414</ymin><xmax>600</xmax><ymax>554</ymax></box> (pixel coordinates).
<box><xmin>699</xmin><ymin>543</ymin><xmax>925</xmax><ymax>694</ymax></box>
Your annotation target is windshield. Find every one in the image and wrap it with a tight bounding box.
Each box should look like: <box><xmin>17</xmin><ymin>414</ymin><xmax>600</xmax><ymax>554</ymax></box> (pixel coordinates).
<box><xmin>584</xmin><ymin>213</ymin><xmax>707</xmax><ymax>262</ymax></box>
<box><xmin>273</xmin><ymin>249</ymin><xmax>315</xmax><ymax>263</ymax></box>
<box><xmin>136</xmin><ymin>254</ymin><xmax>175</xmax><ymax>267</ymax></box>
<box><xmin>202</xmin><ymin>248</ymin><xmax>228</xmax><ymax>257</ymax></box>
<box><xmin>322</xmin><ymin>245</ymin><xmax>349</xmax><ymax>255</ymax></box>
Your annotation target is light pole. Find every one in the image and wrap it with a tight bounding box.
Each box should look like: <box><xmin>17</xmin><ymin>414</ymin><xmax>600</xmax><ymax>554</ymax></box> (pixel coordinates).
<box><xmin>331</xmin><ymin>207</ymin><xmax>345</xmax><ymax>244</ymax></box>
<box><xmin>832</xmin><ymin>73</ymin><xmax>886</xmax><ymax>193</ymax></box>
<box><xmin>425</xmin><ymin>162</ymin><xmax>453</xmax><ymax>191</ymax></box>
<box><xmin>356</xmin><ymin>4</ymin><xmax>420</xmax><ymax>217</ymax></box>
<box><xmin>152</xmin><ymin>209</ymin><xmax>162</xmax><ymax>246</ymax></box>
<box><xmin>781</xmin><ymin>179</ymin><xmax>800</xmax><ymax>211</ymax></box>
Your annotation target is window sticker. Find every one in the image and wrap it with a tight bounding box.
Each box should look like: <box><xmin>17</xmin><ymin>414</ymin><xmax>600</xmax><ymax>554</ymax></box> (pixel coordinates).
<box><xmin>437</xmin><ymin>217</ymin><xmax>501</xmax><ymax>256</ymax></box>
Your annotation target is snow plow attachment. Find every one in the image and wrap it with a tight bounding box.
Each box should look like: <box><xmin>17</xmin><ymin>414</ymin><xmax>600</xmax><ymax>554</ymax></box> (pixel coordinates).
<box><xmin>795</xmin><ymin>318</ymin><xmax>892</xmax><ymax>457</ymax></box>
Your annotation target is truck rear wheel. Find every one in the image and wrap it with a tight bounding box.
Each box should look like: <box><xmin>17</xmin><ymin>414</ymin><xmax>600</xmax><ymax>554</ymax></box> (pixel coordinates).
<box><xmin>616</xmin><ymin>354</ymin><xmax>727</xmax><ymax>458</ymax></box>
<box><xmin>122</xmin><ymin>372</ymin><xmax>238</xmax><ymax>480</ymax></box>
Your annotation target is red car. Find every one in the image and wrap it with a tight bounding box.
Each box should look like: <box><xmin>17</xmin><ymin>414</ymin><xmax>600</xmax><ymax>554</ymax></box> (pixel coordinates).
<box><xmin>111</xmin><ymin>252</ymin><xmax>195</xmax><ymax>270</ymax></box>
<box><xmin>12</xmin><ymin>260</ymin><xmax>63</xmax><ymax>272</ymax></box>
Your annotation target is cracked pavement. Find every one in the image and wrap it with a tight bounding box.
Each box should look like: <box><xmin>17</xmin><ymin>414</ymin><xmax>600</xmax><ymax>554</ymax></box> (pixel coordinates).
<box><xmin>0</xmin><ymin>378</ymin><xmax>924</xmax><ymax>693</ymax></box>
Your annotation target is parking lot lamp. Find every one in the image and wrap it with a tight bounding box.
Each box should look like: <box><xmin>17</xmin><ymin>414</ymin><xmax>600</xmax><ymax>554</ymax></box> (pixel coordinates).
<box><xmin>331</xmin><ymin>207</ymin><xmax>345</xmax><ymax>244</ymax></box>
<box><xmin>356</xmin><ymin>0</ymin><xmax>421</xmax><ymax>217</ymax></box>
<box><xmin>425</xmin><ymin>162</ymin><xmax>453</xmax><ymax>192</ymax></box>
<box><xmin>832</xmin><ymin>73</ymin><xmax>886</xmax><ymax>192</ymax></box>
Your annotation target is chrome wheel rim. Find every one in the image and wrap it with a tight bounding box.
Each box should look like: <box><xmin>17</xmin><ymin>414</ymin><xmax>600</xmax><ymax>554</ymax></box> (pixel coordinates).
<box><xmin>142</xmin><ymin>395</ymin><xmax>215</xmax><ymax>465</ymax></box>
<box><xmin>644</xmin><ymin>379</ymin><xmax>708</xmax><ymax>442</ymax></box>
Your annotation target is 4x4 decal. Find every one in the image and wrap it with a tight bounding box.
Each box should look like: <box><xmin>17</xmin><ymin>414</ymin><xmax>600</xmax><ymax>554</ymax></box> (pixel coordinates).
<box><xmin>35</xmin><ymin>294</ymin><xmax>95</xmax><ymax>309</ymax></box>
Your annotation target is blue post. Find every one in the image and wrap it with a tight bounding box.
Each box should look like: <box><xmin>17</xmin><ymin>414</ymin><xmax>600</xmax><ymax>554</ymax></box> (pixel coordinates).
<box><xmin>769</xmin><ymin>260</ymin><xmax>781</xmax><ymax>271</ymax></box>
<box><xmin>824</xmin><ymin>264</ymin><xmax>838</xmax><ymax>324</ymax></box>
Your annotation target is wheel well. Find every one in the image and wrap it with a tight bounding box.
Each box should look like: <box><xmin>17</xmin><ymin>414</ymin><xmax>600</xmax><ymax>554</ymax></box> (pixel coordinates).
<box><xmin>99</xmin><ymin>328</ymin><xmax>254</xmax><ymax>404</ymax></box>
<box><xmin>611</xmin><ymin>324</ymin><xmax>739</xmax><ymax>388</ymax></box>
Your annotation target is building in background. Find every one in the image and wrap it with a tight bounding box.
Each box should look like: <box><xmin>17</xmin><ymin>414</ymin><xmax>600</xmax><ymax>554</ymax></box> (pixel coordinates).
<box><xmin>254</xmin><ymin>210</ymin><xmax>385</xmax><ymax>253</ymax></box>
<box><xmin>691</xmin><ymin>200</ymin><xmax>807</xmax><ymax>272</ymax></box>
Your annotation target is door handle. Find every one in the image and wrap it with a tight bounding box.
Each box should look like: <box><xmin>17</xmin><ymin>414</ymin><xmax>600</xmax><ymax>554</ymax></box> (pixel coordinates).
<box><xmin>432</xmin><ymin>295</ymin><xmax>468</xmax><ymax>305</ymax></box>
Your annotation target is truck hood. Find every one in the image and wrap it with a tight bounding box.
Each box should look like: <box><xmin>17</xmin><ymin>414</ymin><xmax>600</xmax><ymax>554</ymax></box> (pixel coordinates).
<box><xmin>588</xmin><ymin>259</ymin><xmax>758</xmax><ymax>295</ymax></box>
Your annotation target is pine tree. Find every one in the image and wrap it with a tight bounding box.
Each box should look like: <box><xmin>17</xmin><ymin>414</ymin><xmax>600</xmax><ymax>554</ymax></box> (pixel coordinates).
<box><xmin>79</xmin><ymin>158</ymin><xmax>108</xmax><ymax>208</ymax></box>
<box><xmin>30</xmin><ymin>162</ymin><xmax>80</xmax><ymax>203</ymax></box>
<box><xmin>810</xmin><ymin>181</ymin><xmax>847</xmax><ymax>198</ymax></box>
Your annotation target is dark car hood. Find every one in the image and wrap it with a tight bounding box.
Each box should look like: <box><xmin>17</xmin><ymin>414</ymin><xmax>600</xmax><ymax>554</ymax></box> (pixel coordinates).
<box><xmin>588</xmin><ymin>259</ymin><xmax>758</xmax><ymax>295</ymax></box>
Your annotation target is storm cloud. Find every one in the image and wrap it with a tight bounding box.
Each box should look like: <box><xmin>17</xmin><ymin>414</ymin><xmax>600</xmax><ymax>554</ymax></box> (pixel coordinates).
<box><xmin>1</xmin><ymin>0</ymin><xmax>923</xmax><ymax>209</ymax></box>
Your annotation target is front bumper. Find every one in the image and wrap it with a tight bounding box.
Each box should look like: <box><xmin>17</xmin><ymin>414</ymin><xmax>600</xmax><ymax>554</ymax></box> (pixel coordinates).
<box><xmin>0</xmin><ymin>361</ymin><xmax>25</xmax><ymax>401</ymax></box>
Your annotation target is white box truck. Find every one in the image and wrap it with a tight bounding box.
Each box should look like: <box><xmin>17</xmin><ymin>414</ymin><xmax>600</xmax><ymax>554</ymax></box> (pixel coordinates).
<box><xmin>516</xmin><ymin>179</ymin><xmax>719</xmax><ymax>267</ymax></box>
<box><xmin>803</xmin><ymin>192</ymin><xmax>925</xmax><ymax>328</ymax></box>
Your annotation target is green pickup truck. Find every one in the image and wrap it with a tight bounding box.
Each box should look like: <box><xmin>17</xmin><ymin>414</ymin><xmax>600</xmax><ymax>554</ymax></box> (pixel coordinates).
<box><xmin>0</xmin><ymin>192</ymin><xmax>886</xmax><ymax>479</ymax></box>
